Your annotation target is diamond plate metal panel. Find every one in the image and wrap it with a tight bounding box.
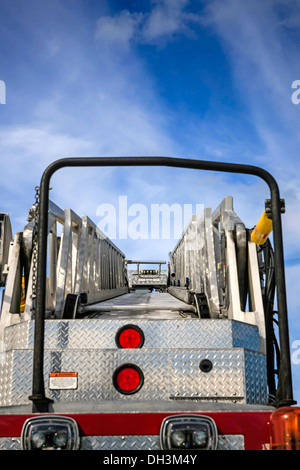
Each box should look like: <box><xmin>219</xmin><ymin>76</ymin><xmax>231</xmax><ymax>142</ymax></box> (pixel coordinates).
<box><xmin>4</xmin><ymin>321</ymin><xmax>33</xmax><ymax>351</ymax></box>
<box><xmin>0</xmin><ymin>434</ymin><xmax>244</xmax><ymax>450</ymax></box>
<box><xmin>0</xmin><ymin>438</ymin><xmax>22</xmax><ymax>450</ymax></box>
<box><xmin>170</xmin><ymin>350</ymin><xmax>245</xmax><ymax>400</ymax></box>
<box><xmin>80</xmin><ymin>434</ymin><xmax>244</xmax><ymax>450</ymax></box>
<box><xmin>0</xmin><ymin>351</ymin><xmax>13</xmax><ymax>406</ymax></box>
<box><xmin>245</xmin><ymin>350</ymin><xmax>268</xmax><ymax>404</ymax></box>
<box><xmin>0</xmin><ymin>350</ymin><xmax>33</xmax><ymax>406</ymax></box>
<box><xmin>81</xmin><ymin>435</ymin><xmax>160</xmax><ymax>450</ymax></box>
<box><xmin>232</xmin><ymin>321</ymin><xmax>260</xmax><ymax>351</ymax></box>
<box><xmin>47</xmin><ymin>348</ymin><xmax>249</xmax><ymax>403</ymax></box>
<box><xmin>0</xmin><ymin>316</ymin><xmax>266</xmax><ymax>407</ymax></box>
<box><xmin>4</xmin><ymin>319</ymin><xmax>260</xmax><ymax>351</ymax></box>
<box><xmin>217</xmin><ymin>435</ymin><xmax>244</xmax><ymax>450</ymax></box>
<box><xmin>45</xmin><ymin>349</ymin><xmax>172</xmax><ymax>403</ymax></box>
<box><xmin>0</xmin><ymin>346</ymin><xmax>267</xmax><ymax>407</ymax></box>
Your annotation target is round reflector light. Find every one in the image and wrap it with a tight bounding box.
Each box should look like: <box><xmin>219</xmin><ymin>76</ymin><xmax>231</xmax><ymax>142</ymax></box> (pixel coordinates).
<box><xmin>115</xmin><ymin>325</ymin><xmax>144</xmax><ymax>349</ymax></box>
<box><xmin>113</xmin><ymin>363</ymin><xmax>144</xmax><ymax>395</ymax></box>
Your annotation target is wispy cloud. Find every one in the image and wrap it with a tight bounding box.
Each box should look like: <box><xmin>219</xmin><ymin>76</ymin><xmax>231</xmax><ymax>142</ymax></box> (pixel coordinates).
<box><xmin>1</xmin><ymin>0</ymin><xmax>299</xmax><ymax>402</ymax></box>
<box><xmin>199</xmin><ymin>0</ymin><xmax>300</xmax><ymax>257</ymax></box>
<box><xmin>202</xmin><ymin>0</ymin><xmax>300</xmax><ymax>156</ymax></box>
<box><xmin>1</xmin><ymin>0</ymin><xmax>299</xmax><ymax>257</ymax></box>
<box><xmin>95</xmin><ymin>0</ymin><xmax>203</xmax><ymax>48</ymax></box>
<box><xmin>95</xmin><ymin>10</ymin><xmax>144</xmax><ymax>48</ymax></box>
<box><xmin>141</xmin><ymin>0</ymin><xmax>202</xmax><ymax>43</ymax></box>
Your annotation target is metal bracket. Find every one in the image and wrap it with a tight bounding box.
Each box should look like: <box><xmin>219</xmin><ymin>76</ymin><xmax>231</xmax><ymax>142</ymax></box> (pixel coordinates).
<box><xmin>265</xmin><ymin>198</ymin><xmax>285</xmax><ymax>219</ymax></box>
<box><xmin>194</xmin><ymin>293</ymin><xmax>210</xmax><ymax>319</ymax></box>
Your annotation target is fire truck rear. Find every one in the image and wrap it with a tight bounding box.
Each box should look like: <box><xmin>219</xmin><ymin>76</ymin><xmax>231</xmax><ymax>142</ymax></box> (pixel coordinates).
<box><xmin>0</xmin><ymin>157</ymin><xmax>298</xmax><ymax>451</ymax></box>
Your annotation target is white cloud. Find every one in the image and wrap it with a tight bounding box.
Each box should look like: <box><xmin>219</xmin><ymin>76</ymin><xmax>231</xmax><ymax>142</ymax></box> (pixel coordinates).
<box><xmin>95</xmin><ymin>0</ymin><xmax>203</xmax><ymax>48</ymax></box>
<box><xmin>204</xmin><ymin>1</ymin><xmax>299</xmax><ymax>106</ymax></box>
<box><xmin>95</xmin><ymin>10</ymin><xmax>143</xmax><ymax>48</ymax></box>
<box><xmin>202</xmin><ymin>0</ymin><xmax>300</xmax><ymax>250</ymax></box>
<box><xmin>141</xmin><ymin>0</ymin><xmax>198</xmax><ymax>43</ymax></box>
<box><xmin>0</xmin><ymin>125</ymin><xmax>92</xmax><ymax>168</ymax></box>
<box><xmin>0</xmin><ymin>125</ymin><xmax>94</xmax><ymax>226</ymax></box>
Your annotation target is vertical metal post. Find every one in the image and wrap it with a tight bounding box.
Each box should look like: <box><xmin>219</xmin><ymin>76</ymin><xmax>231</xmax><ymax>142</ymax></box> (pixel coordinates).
<box><xmin>29</xmin><ymin>167</ymin><xmax>53</xmax><ymax>412</ymax></box>
<box><xmin>270</xmin><ymin>188</ymin><xmax>295</xmax><ymax>406</ymax></box>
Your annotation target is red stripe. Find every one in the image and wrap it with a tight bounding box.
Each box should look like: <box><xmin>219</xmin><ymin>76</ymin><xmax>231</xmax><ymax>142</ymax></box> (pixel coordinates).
<box><xmin>0</xmin><ymin>411</ymin><xmax>271</xmax><ymax>450</ymax></box>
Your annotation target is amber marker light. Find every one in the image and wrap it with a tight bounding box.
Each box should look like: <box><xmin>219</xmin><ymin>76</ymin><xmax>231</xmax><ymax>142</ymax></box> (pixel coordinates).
<box><xmin>269</xmin><ymin>407</ymin><xmax>300</xmax><ymax>450</ymax></box>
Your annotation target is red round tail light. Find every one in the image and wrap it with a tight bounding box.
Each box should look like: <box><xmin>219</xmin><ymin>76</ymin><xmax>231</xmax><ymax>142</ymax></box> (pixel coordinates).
<box><xmin>115</xmin><ymin>325</ymin><xmax>144</xmax><ymax>349</ymax></box>
<box><xmin>113</xmin><ymin>364</ymin><xmax>144</xmax><ymax>395</ymax></box>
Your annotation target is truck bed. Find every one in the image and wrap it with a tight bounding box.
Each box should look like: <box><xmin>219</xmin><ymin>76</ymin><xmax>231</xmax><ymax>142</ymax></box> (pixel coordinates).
<box><xmin>81</xmin><ymin>291</ymin><xmax>197</xmax><ymax>318</ymax></box>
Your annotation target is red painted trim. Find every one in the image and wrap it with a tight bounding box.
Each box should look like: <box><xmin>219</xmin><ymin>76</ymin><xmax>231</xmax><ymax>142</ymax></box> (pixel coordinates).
<box><xmin>0</xmin><ymin>411</ymin><xmax>272</xmax><ymax>450</ymax></box>
<box><xmin>0</xmin><ymin>415</ymin><xmax>32</xmax><ymax>438</ymax></box>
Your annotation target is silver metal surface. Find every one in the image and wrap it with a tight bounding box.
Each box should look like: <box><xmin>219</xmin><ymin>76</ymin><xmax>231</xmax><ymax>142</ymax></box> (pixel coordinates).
<box><xmin>0</xmin><ymin>200</ymin><xmax>128</xmax><ymax>329</ymax></box>
<box><xmin>80</xmin><ymin>435</ymin><xmax>160</xmax><ymax>451</ymax></box>
<box><xmin>53</xmin><ymin>209</ymin><xmax>128</xmax><ymax>318</ymax></box>
<box><xmin>4</xmin><ymin>317</ymin><xmax>260</xmax><ymax>351</ymax></box>
<box><xmin>0</xmin><ymin>346</ymin><xmax>267</xmax><ymax>407</ymax></box>
<box><xmin>0</xmin><ymin>438</ymin><xmax>22</xmax><ymax>451</ymax></box>
<box><xmin>82</xmin><ymin>291</ymin><xmax>196</xmax><ymax>315</ymax></box>
<box><xmin>169</xmin><ymin>197</ymin><xmax>266</xmax><ymax>352</ymax></box>
<box><xmin>0</xmin><ymin>233</ymin><xmax>23</xmax><ymax>341</ymax></box>
<box><xmin>80</xmin><ymin>434</ymin><xmax>244</xmax><ymax>450</ymax></box>
<box><xmin>0</xmin><ymin>434</ymin><xmax>244</xmax><ymax>451</ymax></box>
<box><xmin>170</xmin><ymin>209</ymin><xmax>220</xmax><ymax>316</ymax></box>
<box><xmin>0</xmin><ymin>213</ymin><xmax>13</xmax><ymax>287</ymax></box>
<box><xmin>0</xmin><ymin>196</ymin><xmax>269</xmax><ymax>452</ymax></box>
<box><xmin>1</xmin><ymin>292</ymin><xmax>266</xmax><ymax>409</ymax></box>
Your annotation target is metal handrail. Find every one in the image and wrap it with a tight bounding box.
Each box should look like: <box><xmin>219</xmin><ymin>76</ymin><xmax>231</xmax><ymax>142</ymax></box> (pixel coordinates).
<box><xmin>29</xmin><ymin>156</ymin><xmax>295</xmax><ymax>411</ymax></box>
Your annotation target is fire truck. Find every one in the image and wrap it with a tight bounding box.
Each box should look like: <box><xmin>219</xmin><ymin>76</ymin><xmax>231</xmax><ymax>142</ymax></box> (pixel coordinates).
<box><xmin>0</xmin><ymin>156</ymin><xmax>298</xmax><ymax>451</ymax></box>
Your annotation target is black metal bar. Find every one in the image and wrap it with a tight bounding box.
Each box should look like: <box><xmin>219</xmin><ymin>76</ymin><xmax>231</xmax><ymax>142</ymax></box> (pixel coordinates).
<box><xmin>29</xmin><ymin>156</ymin><xmax>295</xmax><ymax>411</ymax></box>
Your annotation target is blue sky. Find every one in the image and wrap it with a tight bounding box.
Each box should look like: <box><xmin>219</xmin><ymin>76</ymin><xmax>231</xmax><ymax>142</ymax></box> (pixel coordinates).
<box><xmin>1</xmin><ymin>0</ymin><xmax>300</xmax><ymax>402</ymax></box>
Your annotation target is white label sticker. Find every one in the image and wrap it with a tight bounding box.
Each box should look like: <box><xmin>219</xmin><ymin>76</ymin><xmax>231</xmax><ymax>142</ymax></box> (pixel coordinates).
<box><xmin>49</xmin><ymin>372</ymin><xmax>78</xmax><ymax>390</ymax></box>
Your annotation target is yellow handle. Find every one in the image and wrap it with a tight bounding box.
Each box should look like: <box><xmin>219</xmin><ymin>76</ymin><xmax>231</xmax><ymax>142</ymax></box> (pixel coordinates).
<box><xmin>251</xmin><ymin>211</ymin><xmax>273</xmax><ymax>245</ymax></box>
<box><xmin>20</xmin><ymin>276</ymin><xmax>25</xmax><ymax>312</ymax></box>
